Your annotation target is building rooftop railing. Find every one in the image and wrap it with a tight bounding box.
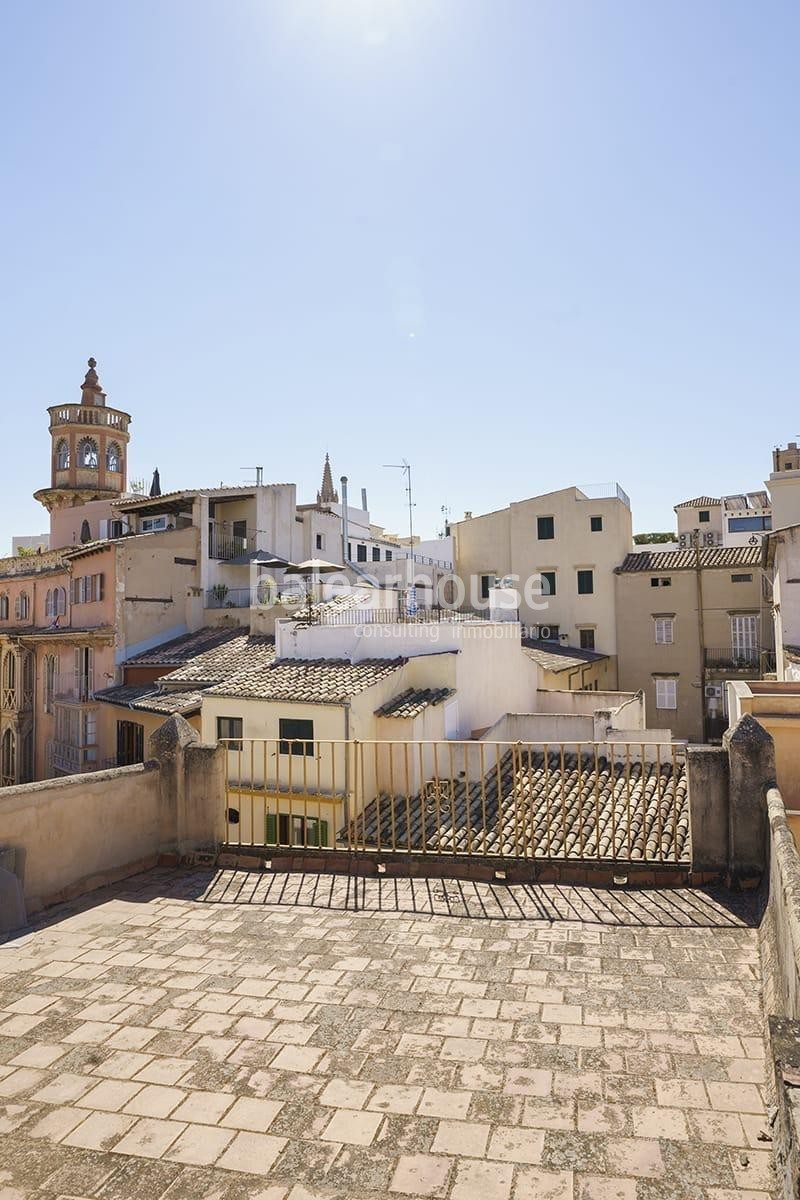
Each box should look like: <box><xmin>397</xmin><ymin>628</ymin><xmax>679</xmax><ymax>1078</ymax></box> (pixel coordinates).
<box><xmin>577</xmin><ymin>482</ymin><xmax>631</xmax><ymax>509</ymax></box>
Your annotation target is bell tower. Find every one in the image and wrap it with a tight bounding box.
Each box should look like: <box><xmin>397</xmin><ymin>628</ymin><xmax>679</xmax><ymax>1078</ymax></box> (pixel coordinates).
<box><xmin>34</xmin><ymin>358</ymin><xmax>132</xmax><ymax>515</ymax></box>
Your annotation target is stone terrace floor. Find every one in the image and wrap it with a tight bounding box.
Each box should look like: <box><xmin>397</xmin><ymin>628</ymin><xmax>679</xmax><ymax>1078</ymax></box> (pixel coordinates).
<box><xmin>0</xmin><ymin>869</ymin><xmax>776</xmax><ymax>1200</ymax></box>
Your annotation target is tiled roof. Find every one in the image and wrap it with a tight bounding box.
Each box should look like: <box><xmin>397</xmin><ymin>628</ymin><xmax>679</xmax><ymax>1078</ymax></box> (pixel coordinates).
<box><xmin>522</xmin><ymin>639</ymin><xmax>608</xmax><ymax>673</ymax></box>
<box><xmin>206</xmin><ymin>657</ymin><xmax>407</xmax><ymax>702</ymax></box>
<box><xmin>617</xmin><ymin>545</ymin><xmax>762</xmax><ymax>573</ymax></box>
<box><xmin>124</xmin><ymin>626</ymin><xmax>243</xmax><ymax>668</ymax></box>
<box><xmin>673</xmin><ymin>496</ymin><xmax>721</xmax><ymax>509</ymax></box>
<box><xmin>288</xmin><ymin>591</ymin><xmax>376</xmax><ymax>624</ymax></box>
<box><xmin>375</xmin><ymin>687</ymin><xmax>455</xmax><ymax>719</ymax></box>
<box><xmin>163</xmin><ymin>634</ymin><xmax>276</xmax><ymax>684</ymax></box>
<box><xmin>347</xmin><ymin>749</ymin><xmax>689</xmax><ymax>862</ymax></box>
<box><xmin>94</xmin><ymin>684</ymin><xmax>203</xmax><ymax>717</ymax></box>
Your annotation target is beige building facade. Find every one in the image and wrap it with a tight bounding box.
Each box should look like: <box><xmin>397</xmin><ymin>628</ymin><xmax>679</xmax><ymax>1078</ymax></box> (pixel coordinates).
<box><xmin>450</xmin><ymin>485</ymin><xmax>632</xmax><ymax>670</ymax></box>
<box><xmin>615</xmin><ymin>544</ymin><xmax>770</xmax><ymax>742</ymax></box>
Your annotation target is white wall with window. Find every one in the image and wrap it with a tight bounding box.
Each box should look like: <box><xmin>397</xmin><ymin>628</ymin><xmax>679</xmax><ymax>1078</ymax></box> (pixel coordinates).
<box><xmin>654</xmin><ymin>617</ymin><xmax>674</xmax><ymax>645</ymax></box>
<box><xmin>654</xmin><ymin>677</ymin><xmax>677</xmax><ymax>710</ymax></box>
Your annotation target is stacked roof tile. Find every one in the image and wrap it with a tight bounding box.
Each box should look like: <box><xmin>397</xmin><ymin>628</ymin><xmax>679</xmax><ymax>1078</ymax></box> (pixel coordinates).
<box><xmin>617</xmin><ymin>545</ymin><xmax>761</xmax><ymax>573</ymax></box>
<box><xmin>346</xmin><ymin>748</ymin><xmax>689</xmax><ymax>862</ymax></box>
<box><xmin>163</xmin><ymin>634</ymin><xmax>276</xmax><ymax>685</ymax></box>
<box><xmin>124</xmin><ymin>626</ymin><xmax>243</xmax><ymax>668</ymax></box>
<box><xmin>375</xmin><ymin>687</ymin><xmax>455</xmax><ymax>719</ymax></box>
<box><xmin>522</xmin><ymin>639</ymin><xmax>608</xmax><ymax>673</ymax></box>
<box><xmin>206</xmin><ymin>657</ymin><xmax>407</xmax><ymax>702</ymax></box>
<box><xmin>94</xmin><ymin>685</ymin><xmax>203</xmax><ymax>717</ymax></box>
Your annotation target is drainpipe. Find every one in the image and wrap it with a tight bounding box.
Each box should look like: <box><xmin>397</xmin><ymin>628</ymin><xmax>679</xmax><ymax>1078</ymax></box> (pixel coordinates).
<box><xmin>340</xmin><ymin>476</ymin><xmax>350</xmax><ymax>565</ymax></box>
<box><xmin>694</xmin><ymin>531</ymin><xmax>707</xmax><ymax>739</ymax></box>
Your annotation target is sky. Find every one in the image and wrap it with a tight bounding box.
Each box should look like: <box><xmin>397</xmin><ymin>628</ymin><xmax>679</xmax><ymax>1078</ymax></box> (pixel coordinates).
<box><xmin>0</xmin><ymin>0</ymin><xmax>798</xmax><ymax>554</ymax></box>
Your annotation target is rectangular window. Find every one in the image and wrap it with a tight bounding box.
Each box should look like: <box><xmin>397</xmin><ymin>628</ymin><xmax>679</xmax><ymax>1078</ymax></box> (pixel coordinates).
<box><xmin>650</xmin><ymin>577</ymin><xmax>672</xmax><ymax>588</ymax></box>
<box><xmin>654</xmin><ymin>617</ymin><xmax>674</xmax><ymax>644</ymax></box>
<box><xmin>372</xmin><ymin>546</ymin><xmax>380</xmax><ymax>562</ymax></box>
<box><xmin>357</xmin><ymin>544</ymin><xmax>367</xmax><ymax>562</ymax></box>
<box><xmin>537</xmin><ymin>516</ymin><xmax>554</xmax><ymax>540</ymax></box>
<box><xmin>699</xmin><ymin>510</ymin><xmax>710</xmax><ymax>523</ymax></box>
<box><xmin>532</xmin><ymin>624</ymin><xmax>559</xmax><ymax>641</ymax></box>
<box><xmin>731</xmin><ymin>573</ymin><xmax>753</xmax><ymax>583</ymax></box>
<box><xmin>590</xmin><ymin>516</ymin><xmax>603</xmax><ymax>532</ymax></box>
<box><xmin>540</xmin><ymin>571</ymin><xmax>556</xmax><ymax>597</ymax></box>
<box><xmin>577</xmin><ymin>569</ymin><xmax>594</xmax><ymax>595</ymax></box>
<box><xmin>315</xmin><ymin>533</ymin><xmax>324</xmax><ymax>551</ymax></box>
<box><xmin>217</xmin><ymin>716</ymin><xmax>243</xmax><ymax>751</ymax></box>
<box><xmin>385</xmin><ymin>549</ymin><xmax>392</xmax><ymax>561</ymax></box>
<box><xmin>480</xmin><ymin>574</ymin><xmax>495</xmax><ymax>601</ymax></box>
<box><xmin>579</xmin><ymin>629</ymin><xmax>595</xmax><ymax>650</ymax></box>
<box><xmin>141</xmin><ymin>516</ymin><xmax>168</xmax><ymax>532</ymax></box>
<box><xmin>655</xmin><ymin>678</ymin><xmax>677</xmax><ymax>709</ymax></box>
<box><xmin>279</xmin><ymin>717</ymin><xmax>314</xmax><ymax>756</ymax></box>
<box><xmin>266</xmin><ymin>812</ymin><xmax>329</xmax><ymax>848</ymax></box>
<box><xmin>728</xmin><ymin>515</ymin><xmax>771</xmax><ymax>533</ymax></box>
<box><xmin>347</xmin><ymin>542</ymin><xmax>352</xmax><ymax>558</ymax></box>
<box><xmin>117</xmin><ymin>720</ymin><xmax>145</xmax><ymax>766</ymax></box>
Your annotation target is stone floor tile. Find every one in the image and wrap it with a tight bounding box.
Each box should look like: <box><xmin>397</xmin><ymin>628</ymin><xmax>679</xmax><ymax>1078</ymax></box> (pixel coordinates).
<box><xmin>503</xmin><ymin>1068</ymin><xmax>553</xmax><ymax>1096</ymax></box>
<box><xmin>220</xmin><ymin>1096</ymin><xmax>283</xmax><ymax>1132</ymax></box>
<box><xmin>706</xmin><ymin>1081</ymin><xmax>765</xmax><ymax>1114</ymax></box>
<box><xmin>728</xmin><ymin>1147</ymin><xmax>775</xmax><ymax>1191</ymax></box>
<box><xmin>431</xmin><ymin>1119</ymin><xmax>490</xmax><ymax>1157</ymax></box>
<box><xmin>123</xmin><ymin>1084</ymin><xmax>187</xmax><ymax>1118</ymax></box>
<box><xmin>577</xmin><ymin>1103</ymin><xmax>628</xmax><ymax>1135</ymax></box>
<box><xmin>26</xmin><ymin>1104</ymin><xmax>88</xmax><ymax>1142</ymax></box>
<box><xmin>31</xmin><ymin>1071</ymin><xmax>96</xmax><ymax>1104</ymax></box>
<box><xmin>631</xmin><ymin>1105</ymin><xmax>688</xmax><ymax>1140</ymax></box>
<box><xmin>93</xmin><ymin>1050</ymin><xmax>154</xmax><ymax>1080</ymax></box>
<box><xmin>418</xmin><ymin>1088</ymin><xmax>472</xmax><ymax>1120</ymax></box>
<box><xmin>654</xmin><ymin>1078</ymin><xmax>709</xmax><ymax>1109</ymax></box>
<box><xmin>605</xmin><ymin>1136</ymin><xmax>665</xmax><ymax>1178</ymax></box>
<box><xmin>111</xmin><ymin>1116</ymin><xmax>187</xmax><ymax>1159</ymax></box>
<box><xmin>687</xmin><ymin>1110</ymin><xmax>747</xmax><ymax>1146</ymax></box>
<box><xmin>390</xmin><ymin>1152</ymin><xmax>452</xmax><ymax>1196</ymax></box>
<box><xmin>514</xmin><ymin>1165</ymin><xmax>574</xmax><ymax>1199</ymax></box>
<box><xmin>76</xmin><ymin>1079</ymin><xmax>145</xmax><ymax>1112</ymax></box>
<box><xmin>368</xmin><ymin>1083</ymin><xmax>423</xmax><ymax>1114</ymax></box>
<box><xmin>487</xmin><ymin>1125</ymin><xmax>545</xmax><ymax>1164</ymax></box>
<box><xmin>165</xmin><ymin>1122</ymin><xmax>236</xmax><ymax>1166</ymax></box>
<box><xmin>133</xmin><ymin>1057</ymin><xmax>196</xmax><ymax>1085</ymax></box>
<box><xmin>216</xmin><ymin>1130</ymin><xmax>288</xmax><ymax>1175</ymax></box>
<box><xmin>170</xmin><ymin>1089</ymin><xmax>236</xmax><ymax>1124</ymax></box>
<box><xmin>62</xmin><ymin>1110</ymin><xmax>137</xmax><ymax>1150</ymax></box>
<box><xmin>8</xmin><ymin>1042</ymin><xmax>68</xmax><ymax>1069</ymax></box>
<box><xmin>0</xmin><ymin>1067</ymin><xmax>46</xmax><ymax>1097</ymax></box>
<box><xmin>577</xmin><ymin>1176</ymin><xmax>636</xmax><ymax>1199</ymax></box>
<box><xmin>318</xmin><ymin>1077</ymin><xmax>373</xmax><ymax>1109</ymax></box>
<box><xmin>321</xmin><ymin>1106</ymin><xmax>383</xmax><ymax>1145</ymax></box>
<box><xmin>271</xmin><ymin>1045</ymin><xmax>325</xmax><ymax>1072</ymax></box>
<box><xmin>451</xmin><ymin>1157</ymin><xmax>514</xmax><ymax>1200</ymax></box>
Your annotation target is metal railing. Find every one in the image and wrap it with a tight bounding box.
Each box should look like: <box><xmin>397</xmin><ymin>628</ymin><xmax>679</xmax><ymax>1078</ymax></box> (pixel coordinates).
<box><xmin>577</xmin><ymin>482</ymin><xmax>631</xmax><ymax>509</ymax></box>
<box><xmin>314</xmin><ymin>605</ymin><xmax>490</xmax><ymax>626</ymax></box>
<box><xmin>704</xmin><ymin>647</ymin><xmax>762</xmax><ymax>671</ymax></box>
<box><xmin>206</xmin><ymin>586</ymin><xmax>253</xmax><ymax>609</ymax></box>
<box><xmin>50</xmin><ymin>741</ymin><xmax>99</xmax><ymax>773</ymax></box>
<box><xmin>208</xmin><ymin>532</ymin><xmax>249</xmax><ymax>561</ymax></box>
<box><xmin>221</xmin><ymin>738</ymin><xmax>689</xmax><ymax>865</ymax></box>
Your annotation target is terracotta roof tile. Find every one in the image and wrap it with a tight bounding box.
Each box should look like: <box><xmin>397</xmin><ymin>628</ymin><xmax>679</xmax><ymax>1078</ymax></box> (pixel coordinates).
<box><xmin>375</xmin><ymin>687</ymin><xmax>455</xmax><ymax>719</ymax></box>
<box><xmin>522</xmin><ymin>639</ymin><xmax>608</xmax><ymax>673</ymax></box>
<box><xmin>124</xmin><ymin>626</ymin><xmax>243</xmax><ymax>667</ymax></box>
<box><xmin>673</xmin><ymin>496</ymin><xmax>721</xmax><ymax>509</ymax></box>
<box><xmin>94</xmin><ymin>684</ymin><xmax>203</xmax><ymax>717</ymax></box>
<box><xmin>348</xmin><ymin>748</ymin><xmax>688</xmax><ymax>862</ymax></box>
<box><xmin>617</xmin><ymin>545</ymin><xmax>761</xmax><ymax>573</ymax></box>
<box><xmin>207</xmin><ymin>657</ymin><xmax>407</xmax><ymax>702</ymax></box>
<box><xmin>163</xmin><ymin>634</ymin><xmax>276</xmax><ymax>684</ymax></box>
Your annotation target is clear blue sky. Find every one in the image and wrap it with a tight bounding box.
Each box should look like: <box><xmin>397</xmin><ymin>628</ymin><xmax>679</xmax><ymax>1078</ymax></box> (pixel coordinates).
<box><xmin>1</xmin><ymin>0</ymin><xmax>798</xmax><ymax>554</ymax></box>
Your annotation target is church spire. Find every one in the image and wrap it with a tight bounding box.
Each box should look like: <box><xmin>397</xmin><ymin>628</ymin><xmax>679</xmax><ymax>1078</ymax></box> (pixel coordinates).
<box><xmin>80</xmin><ymin>356</ymin><xmax>106</xmax><ymax>407</ymax></box>
<box><xmin>317</xmin><ymin>453</ymin><xmax>339</xmax><ymax>504</ymax></box>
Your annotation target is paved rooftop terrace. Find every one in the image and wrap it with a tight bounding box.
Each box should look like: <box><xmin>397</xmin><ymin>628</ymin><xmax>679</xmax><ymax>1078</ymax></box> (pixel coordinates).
<box><xmin>0</xmin><ymin>869</ymin><xmax>776</xmax><ymax>1199</ymax></box>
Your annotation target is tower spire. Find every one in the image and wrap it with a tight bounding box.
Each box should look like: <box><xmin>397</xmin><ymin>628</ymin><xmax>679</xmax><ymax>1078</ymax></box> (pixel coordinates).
<box><xmin>317</xmin><ymin>452</ymin><xmax>339</xmax><ymax>504</ymax></box>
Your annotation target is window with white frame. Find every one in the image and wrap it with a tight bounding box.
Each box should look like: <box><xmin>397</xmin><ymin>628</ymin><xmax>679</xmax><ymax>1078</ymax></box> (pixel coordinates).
<box><xmin>654</xmin><ymin>678</ymin><xmax>677</xmax><ymax>709</ymax></box>
<box><xmin>654</xmin><ymin>617</ymin><xmax>674</xmax><ymax>644</ymax></box>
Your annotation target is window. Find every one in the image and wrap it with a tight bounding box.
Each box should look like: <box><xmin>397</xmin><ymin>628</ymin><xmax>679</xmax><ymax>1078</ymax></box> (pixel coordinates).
<box><xmin>77</xmin><ymin>438</ymin><xmax>98</xmax><ymax>469</ymax></box>
<box><xmin>579</xmin><ymin>629</ymin><xmax>595</xmax><ymax>650</ymax></box>
<box><xmin>1</xmin><ymin>729</ymin><xmax>15</xmax><ymax>785</ymax></box>
<box><xmin>71</xmin><ymin>574</ymin><xmax>104</xmax><ymax>604</ymax></box>
<box><xmin>106</xmin><ymin>442</ymin><xmax>122</xmax><ymax>473</ymax></box>
<box><xmin>537</xmin><ymin>516</ymin><xmax>554</xmax><ymax>540</ymax></box>
<box><xmin>531</xmin><ymin>624</ymin><xmax>559</xmax><ymax>642</ymax></box>
<box><xmin>654</xmin><ymin>617</ymin><xmax>674</xmax><ymax>644</ymax></box>
<box><xmin>732</xmin><ymin>573</ymin><xmax>753</xmax><ymax>583</ymax></box>
<box><xmin>109</xmin><ymin>520</ymin><xmax>125</xmax><ymax>539</ymax></box>
<box><xmin>266</xmin><ymin>812</ymin><xmax>329</xmax><ymax>848</ymax></box>
<box><xmin>540</xmin><ymin>571</ymin><xmax>556</xmax><ymax>597</ymax></box>
<box><xmin>141</xmin><ymin>516</ymin><xmax>168</xmax><ymax>532</ymax></box>
<box><xmin>217</xmin><ymin>716</ymin><xmax>243</xmax><ymax>750</ymax></box>
<box><xmin>728</xmin><ymin>515</ymin><xmax>771</xmax><ymax>533</ymax></box>
<box><xmin>698</xmin><ymin>510</ymin><xmax>710</xmax><ymax>523</ymax></box>
<box><xmin>43</xmin><ymin>655</ymin><xmax>57</xmax><ymax>714</ymax></box>
<box><xmin>372</xmin><ymin>546</ymin><xmax>380</xmax><ymax>562</ymax></box>
<box><xmin>3</xmin><ymin>652</ymin><xmax>16</xmax><ymax>693</ymax></box>
<box><xmin>0</xmin><ymin>594</ymin><xmax>8</xmax><ymax>621</ymax></box>
<box><xmin>232</xmin><ymin>520</ymin><xmax>247</xmax><ymax>543</ymax></box>
<box><xmin>655</xmin><ymin>678</ymin><xmax>677</xmax><ymax>709</ymax></box>
<box><xmin>80</xmin><ymin>519</ymin><xmax>91</xmax><ymax>544</ymax></box>
<box><xmin>480</xmin><ymin>574</ymin><xmax>495</xmax><ymax>601</ymax></box>
<box><xmin>590</xmin><ymin>516</ymin><xmax>603</xmax><ymax>532</ymax></box>
<box><xmin>385</xmin><ymin>549</ymin><xmax>392</xmax><ymax>561</ymax></box>
<box><xmin>56</xmin><ymin>440</ymin><xmax>70</xmax><ymax>470</ymax></box>
<box><xmin>15</xmin><ymin>592</ymin><xmax>30</xmax><ymax>621</ymax></box>
<box><xmin>357</xmin><ymin>544</ymin><xmax>367</xmax><ymax>562</ymax></box>
<box><xmin>650</xmin><ymin>577</ymin><xmax>671</xmax><ymax>588</ymax></box>
<box><xmin>117</xmin><ymin>720</ymin><xmax>145</xmax><ymax>766</ymax></box>
<box><xmin>315</xmin><ymin>533</ymin><xmax>324</xmax><ymax>551</ymax></box>
<box><xmin>279</xmin><ymin>717</ymin><xmax>314</xmax><ymax>756</ymax></box>
<box><xmin>347</xmin><ymin>542</ymin><xmax>352</xmax><ymax>558</ymax></box>
<box><xmin>731</xmin><ymin>614</ymin><xmax>758</xmax><ymax>663</ymax></box>
<box><xmin>577</xmin><ymin>570</ymin><xmax>594</xmax><ymax>595</ymax></box>
<box><xmin>45</xmin><ymin>588</ymin><xmax>65</xmax><ymax>620</ymax></box>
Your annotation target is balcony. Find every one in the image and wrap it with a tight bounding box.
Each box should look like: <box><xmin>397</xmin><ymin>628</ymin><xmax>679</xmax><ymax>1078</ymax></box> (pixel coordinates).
<box><xmin>206</xmin><ymin>586</ymin><xmax>253</xmax><ymax>610</ymax></box>
<box><xmin>53</xmin><ymin>673</ymin><xmax>94</xmax><ymax>703</ymax></box>
<box><xmin>704</xmin><ymin>647</ymin><xmax>768</xmax><ymax>673</ymax></box>
<box><xmin>49</xmin><ymin>405</ymin><xmax>129</xmax><ymax>432</ymax></box>
<box><xmin>50</xmin><ymin>741</ymin><xmax>99</xmax><ymax>774</ymax></box>
<box><xmin>577</xmin><ymin>482</ymin><xmax>631</xmax><ymax>509</ymax></box>
<box><xmin>208</xmin><ymin>532</ymin><xmax>249</xmax><ymax>561</ymax></box>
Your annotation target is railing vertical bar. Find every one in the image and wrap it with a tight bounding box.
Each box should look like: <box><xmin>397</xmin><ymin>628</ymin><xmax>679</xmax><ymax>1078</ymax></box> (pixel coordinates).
<box><xmin>419</xmin><ymin>742</ymin><xmax>427</xmax><ymax>856</ymax></box>
<box><xmin>448</xmin><ymin>741</ymin><xmax>457</xmax><ymax>856</ymax></box>
<box><xmin>237</xmin><ymin>743</ymin><xmax>243</xmax><ymax>848</ymax></box>
<box><xmin>640</xmin><ymin>741</ymin><xmax>647</xmax><ymax>862</ymax></box>
<box><xmin>404</xmin><ymin>741</ymin><xmax>412</xmax><ymax>854</ymax></box>
<box><xmin>608</xmin><ymin>741</ymin><xmax>616</xmax><ymax>859</ymax></box>
<box><xmin>225</xmin><ymin>741</ymin><xmax>231</xmax><ymax>846</ymax></box>
<box><xmin>250</xmin><ymin>741</ymin><xmax>255</xmax><ymax>851</ymax></box>
<box><xmin>593</xmin><ymin>742</ymin><xmax>601</xmax><ymax>861</ymax></box>
<box><xmin>577</xmin><ymin>743</ymin><xmax>586</xmax><ymax>860</ymax></box>
<box><xmin>656</xmin><ymin>742</ymin><xmax>663</xmax><ymax>863</ymax></box>
<box><xmin>434</xmin><ymin>742</ymin><xmax>442</xmax><ymax>856</ymax></box>
<box><xmin>479</xmin><ymin>742</ymin><xmax>488</xmax><ymax>855</ymax></box>
<box><xmin>544</xmin><ymin>743</ymin><xmax>553</xmax><ymax>858</ymax></box>
<box><xmin>495</xmin><ymin>747</ymin><xmax>504</xmax><ymax>858</ymax></box>
<box><xmin>559</xmin><ymin>744</ymin><xmax>568</xmax><ymax>861</ymax></box>
<box><xmin>302</xmin><ymin>742</ymin><xmax>309</xmax><ymax>852</ymax></box>
<box><xmin>389</xmin><ymin>743</ymin><xmax>397</xmax><ymax>854</ymax></box>
<box><xmin>625</xmin><ymin>743</ymin><xmax>632</xmax><ymax>860</ymax></box>
<box><xmin>672</xmin><ymin>744</ymin><xmax>680</xmax><ymax>864</ymax></box>
<box><xmin>374</xmin><ymin>741</ymin><xmax>381</xmax><ymax>853</ymax></box>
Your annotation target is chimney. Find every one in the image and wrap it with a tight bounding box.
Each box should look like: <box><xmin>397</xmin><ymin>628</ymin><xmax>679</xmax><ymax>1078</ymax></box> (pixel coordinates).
<box><xmin>361</xmin><ymin>487</ymin><xmax>368</xmax><ymax>511</ymax></box>
<box><xmin>341</xmin><ymin>476</ymin><xmax>350</xmax><ymax>563</ymax></box>
<box><xmin>464</xmin><ymin>511</ymin><xmax>472</xmax><ymax>520</ymax></box>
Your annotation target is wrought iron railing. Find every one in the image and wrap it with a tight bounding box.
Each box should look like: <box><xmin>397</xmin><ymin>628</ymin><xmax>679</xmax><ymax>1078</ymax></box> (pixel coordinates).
<box><xmin>221</xmin><ymin>738</ymin><xmax>689</xmax><ymax>865</ymax></box>
<box><xmin>208</xmin><ymin>532</ymin><xmax>249</xmax><ymax>561</ymax></box>
<box><xmin>314</xmin><ymin>605</ymin><xmax>490</xmax><ymax>626</ymax></box>
<box><xmin>52</xmin><ymin>673</ymin><xmax>94</xmax><ymax>702</ymax></box>
<box><xmin>704</xmin><ymin>647</ymin><xmax>762</xmax><ymax>671</ymax></box>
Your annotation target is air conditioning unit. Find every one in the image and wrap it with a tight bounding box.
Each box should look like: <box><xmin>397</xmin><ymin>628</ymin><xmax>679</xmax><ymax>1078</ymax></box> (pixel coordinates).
<box><xmin>705</xmin><ymin>684</ymin><xmax>723</xmax><ymax>699</ymax></box>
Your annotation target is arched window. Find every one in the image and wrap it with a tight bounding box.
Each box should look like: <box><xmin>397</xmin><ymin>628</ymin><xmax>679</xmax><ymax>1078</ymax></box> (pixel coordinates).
<box><xmin>0</xmin><ymin>594</ymin><xmax>8</xmax><ymax>621</ymax></box>
<box><xmin>3</xmin><ymin>652</ymin><xmax>16</xmax><ymax>692</ymax></box>
<box><xmin>22</xmin><ymin>652</ymin><xmax>34</xmax><ymax>704</ymax></box>
<box><xmin>43</xmin><ymin>654</ymin><xmax>58</xmax><ymax>714</ymax></box>
<box><xmin>80</xmin><ymin>520</ymin><xmax>91</xmax><ymax>544</ymax></box>
<box><xmin>106</xmin><ymin>442</ymin><xmax>121</xmax><ymax>473</ymax></box>
<box><xmin>15</xmin><ymin>592</ymin><xmax>30</xmax><ymax>621</ymax></box>
<box><xmin>1</xmin><ymin>729</ymin><xmax>16</xmax><ymax>785</ymax></box>
<box><xmin>45</xmin><ymin>589</ymin><xmax>53</xmax><ymax>619</ymax></box>
<box><xmin>56</xmin><ymin>439</ymin><xmax>70</xmax><ymax>470</ymax></box>
<box><xmin>78</xmin><ymin>438</ymin><xmax>98</xmax><ymax>469</ymax></box>
<box><xmin>53</xmin><ymin>586</ymin><xmax>66</xmax><ymax>616</ymax></box>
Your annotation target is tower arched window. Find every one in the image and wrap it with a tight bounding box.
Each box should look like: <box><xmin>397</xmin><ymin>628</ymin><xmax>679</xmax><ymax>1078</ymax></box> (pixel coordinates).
<box><xmin>15</xmin><ymin>592</ymin><xmax>30</xmax><ymax>621</ymax></box>
<box><xmin>3</xmin><ymin>652</ymin><xmax>16</xmax><ymax>692</ymax></box>
<box><xmin>1</xmin><ymin>729</ymin><xmax>16</xmax><ymax>785</ymax></box>
<box><xmin>78</xmin><ymin>438</ymin><xmax>98</xmax><ymax>469</ymax></box>
<box><xmin>106</xmin><ymin>442</ymin><xmax>122</xmax><ymax>473</ymax></box>
<box><xmin>56</xmin><ymin>440</ymin><xmax>70</xmax><ymax>470</ymax></box>
<box><xmin>0</xmin><ymin>594</ymin><xmax>8</xmax><ymax>621</ymax></box>
<box><xmin>43</xmin><ymin>654</ymin><xmax>58</xmax><ymax>714</ymax></box>
<box><xmin>54</xmin><ymin>586</ymin><xmax>66</xmax><ymax>616</ymax></box>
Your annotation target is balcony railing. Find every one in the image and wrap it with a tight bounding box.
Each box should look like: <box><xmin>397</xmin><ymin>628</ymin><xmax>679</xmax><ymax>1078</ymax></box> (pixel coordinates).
<box><xmin>209</xmin><ymin>532</ymin><xmax>249</xmax><ymax>561</ymax></box>
<box><xmin>53</xmin><ymin>673</ymin><xmax>94</xmax><ymax>703</ymax></box>
<box><xmin>50</xmin><ymin>405</ymin><xmax>129</xmax><ymax>431</ymax></box>
<box><xmin>50</xmin><ymin>741</ymin><xmax>99</xmax><ymax>774</ymax></box>
<box><xmin>315</xmin><ymin>605</ymin><xmax>490</xmax><ymax>626</ymax></box>
<box><xmin>206</xmin><ymin>586</ymin><xmax>254</xmax><ymax>610</ymax></box>
<box><xmin>704</xmin><ymin>647</ymin><xmax>763</xmax><ymax>672</ymax></box>
<box><xmin>577</xmin><ymin>482</ymin><xmax>631</xmax><ymax>509</ymax></box>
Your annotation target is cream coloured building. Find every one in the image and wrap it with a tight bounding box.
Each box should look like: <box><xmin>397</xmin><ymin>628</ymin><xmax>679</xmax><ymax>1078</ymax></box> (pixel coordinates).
<box><xmin>450</xmin><ymin>485</ymin><xmax>633</xmax><ymax>670</ymax></box>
